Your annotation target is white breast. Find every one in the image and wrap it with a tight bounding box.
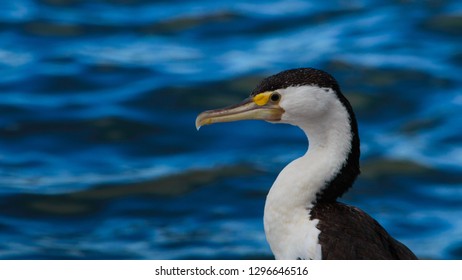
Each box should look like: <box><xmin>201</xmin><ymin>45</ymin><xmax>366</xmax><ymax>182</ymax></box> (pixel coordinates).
<box><xmin>263</xmin><ymin>157</ymin><xmax>323</xmax><ymax>260</ymax></box>
<box><xmin>264</xmin><ymin>203</ymin><xmax>322</xmax><ymax>260</ymax></box>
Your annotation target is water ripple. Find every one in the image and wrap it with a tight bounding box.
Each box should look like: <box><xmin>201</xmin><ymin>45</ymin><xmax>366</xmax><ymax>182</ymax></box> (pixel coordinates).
<box><xmin>0</xmin><ymin>0</ymin><xmax>461</xmax><ymax>260</ymax></box>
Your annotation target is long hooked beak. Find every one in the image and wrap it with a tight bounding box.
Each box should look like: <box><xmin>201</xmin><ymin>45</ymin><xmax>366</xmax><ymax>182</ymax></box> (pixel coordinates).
<box><xmin>195</xmin><ymin>92</ymin><xmax>284</xmax><ymax>130</ymax></box>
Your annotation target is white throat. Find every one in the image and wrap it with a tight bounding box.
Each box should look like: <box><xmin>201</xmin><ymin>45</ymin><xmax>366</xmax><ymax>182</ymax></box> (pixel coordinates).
<box><xmin>263</xmin><ymin>86</ymin><xmax>353</xmax><ymax>260</ymax></box>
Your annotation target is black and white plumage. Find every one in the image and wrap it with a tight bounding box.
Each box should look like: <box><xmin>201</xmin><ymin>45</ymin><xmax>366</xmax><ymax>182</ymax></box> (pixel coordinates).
<box><xmin>196</xmin><ymin>68</ymin><xmax>417</xmax><ymax>260</ymax></box>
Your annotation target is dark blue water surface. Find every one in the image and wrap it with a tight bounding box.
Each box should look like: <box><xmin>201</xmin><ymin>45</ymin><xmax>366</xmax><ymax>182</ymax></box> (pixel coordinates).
<box><xmin>0</xmin><ymin>0</ymin><xmax>461</xmax><ymax>259</ymax></box>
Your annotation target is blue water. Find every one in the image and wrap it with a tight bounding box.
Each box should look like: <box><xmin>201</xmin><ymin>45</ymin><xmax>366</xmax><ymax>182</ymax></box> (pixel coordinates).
<box><xmin>0</xmin><ymin>0</ymin><xmax>461</xmax><ymax>259</ymax></box>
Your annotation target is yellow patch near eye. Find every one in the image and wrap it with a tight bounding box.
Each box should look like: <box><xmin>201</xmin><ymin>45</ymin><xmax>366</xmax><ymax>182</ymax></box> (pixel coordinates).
<box><xmin>253</xmin><ymin>92</ymin><xmax>271</xmax><ymax>106</ymax></box>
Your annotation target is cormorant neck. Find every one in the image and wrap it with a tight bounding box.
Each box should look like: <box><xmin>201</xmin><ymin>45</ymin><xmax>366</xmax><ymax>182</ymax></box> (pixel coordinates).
<box><xmin>267</xmin><ymin>92</ymin><xmax>360</xmax><ymax>209</ymax></box>
<box><xmin>300</xmin><ymin>99</ymin><xmax>360</xmax><ymax>203</ymax></box>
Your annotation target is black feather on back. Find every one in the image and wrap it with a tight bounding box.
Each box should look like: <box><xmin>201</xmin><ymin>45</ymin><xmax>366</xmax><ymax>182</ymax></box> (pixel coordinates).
<box><xmin>310</xmin><ymin>202</ymin><xmax>418</xmax><ymax>260</ymax></box>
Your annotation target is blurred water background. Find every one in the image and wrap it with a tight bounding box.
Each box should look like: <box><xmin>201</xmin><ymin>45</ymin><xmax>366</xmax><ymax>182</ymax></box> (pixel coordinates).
<box><xmin>0</xmin><ymin>0</ymin><xmax>461</xmax><ymax>259</ymax></box>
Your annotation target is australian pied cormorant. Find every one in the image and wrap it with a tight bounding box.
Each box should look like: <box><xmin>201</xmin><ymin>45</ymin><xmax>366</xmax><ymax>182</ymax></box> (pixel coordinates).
<box><xmin>195</xmin><ymin>68</ymin><xmax>417</xmax><ymax>260</ymax></box>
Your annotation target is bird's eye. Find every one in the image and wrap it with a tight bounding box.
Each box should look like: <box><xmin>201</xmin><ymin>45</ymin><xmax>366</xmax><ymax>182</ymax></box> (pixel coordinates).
<box><xmin>270</xmin><ymin>92</ymin><xmax>281</xmax><ymax>102</ymax></box>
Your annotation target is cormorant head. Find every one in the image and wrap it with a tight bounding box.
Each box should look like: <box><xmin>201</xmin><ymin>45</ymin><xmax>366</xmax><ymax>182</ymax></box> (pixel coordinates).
<box><xmin>195</xmin><ymin>68</ymin><xmax>346</xmax><ymax>130</ymax></box>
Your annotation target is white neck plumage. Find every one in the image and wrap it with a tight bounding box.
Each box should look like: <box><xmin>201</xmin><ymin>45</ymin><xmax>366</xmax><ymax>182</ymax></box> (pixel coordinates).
<box><xmin>263</xmin><ymin>86</ymin><xmax>354</xmax><ymax>260</ymax></box>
